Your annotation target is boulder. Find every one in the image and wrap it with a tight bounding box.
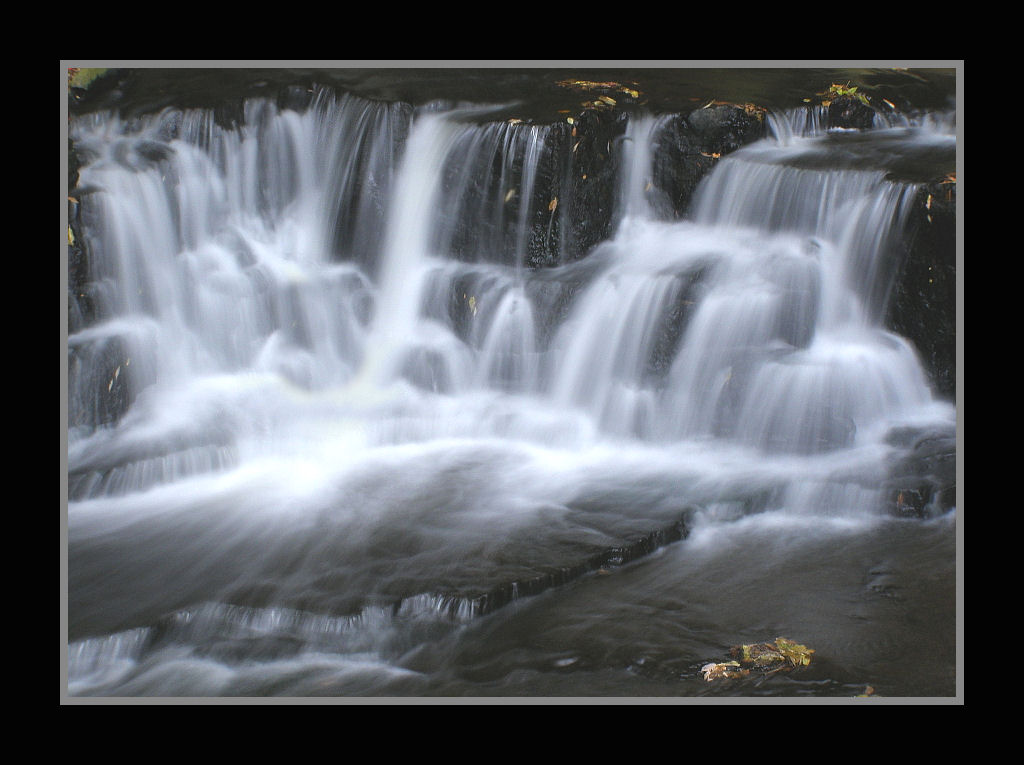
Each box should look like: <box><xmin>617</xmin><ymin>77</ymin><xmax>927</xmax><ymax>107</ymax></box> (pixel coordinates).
<box><xmin>882</xmin><ymin>424</ymin><xmax>957</xmax><ymax>517</ymax></box>
<box><xmin>887</xmin><ymin>177</ymin><xmax>957</xmax><ymax>399</ymax></box>
<box><xmin>653</xmin><ymin>103</ymin><xmax>767</xmax><ymax>218</ymax></box>
<box><xmin>827</xmin><ymin>94</ymin><xmax>876</xmax><ymax>130</ymax></box>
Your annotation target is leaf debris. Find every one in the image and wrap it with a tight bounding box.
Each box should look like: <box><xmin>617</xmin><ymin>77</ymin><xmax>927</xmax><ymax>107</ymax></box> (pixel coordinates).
<box><xmin>701</xmin><ymin>661</ymin><xmax>749</xmax><ymax>681</ymax></box>
<box><xmin>701</xmin><ymin>637</ymin><xmax>815</xmax><ymax>681</ymax></box>
<box><xmin>555</xmin><ymin>80</ymin><xmax>642</xmax><ymax>100</ymax></box>
<box><xmin>555</xmin><ymin>79</ymin><xmax>643</xmax><ymax>113</ymax></box>
<box><xmin>818</xmin><ymin>82</ymin><xmax>871</xmax><ymax>106</ymax></box>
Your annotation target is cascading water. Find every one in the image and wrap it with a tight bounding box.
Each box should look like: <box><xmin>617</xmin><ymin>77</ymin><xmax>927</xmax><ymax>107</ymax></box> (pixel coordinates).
<box><xmin>66</xmin><ymin>82</ymin><xmax>958</xmax><ymax>698</ymax></box>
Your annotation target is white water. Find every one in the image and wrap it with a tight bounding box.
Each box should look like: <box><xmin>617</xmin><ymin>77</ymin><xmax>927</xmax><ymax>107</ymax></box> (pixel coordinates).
<box><xmin>66</xmin><ymin>86</ymin><xmax>957</xmax><ymax>697</ymax></box>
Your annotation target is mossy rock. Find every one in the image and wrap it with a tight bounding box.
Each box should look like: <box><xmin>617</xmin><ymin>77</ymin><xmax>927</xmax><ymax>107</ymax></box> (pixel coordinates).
<box><xmin>68</xmin><ymin>68</ymin><xmax>109</xmax><ymax>90</ymax></box>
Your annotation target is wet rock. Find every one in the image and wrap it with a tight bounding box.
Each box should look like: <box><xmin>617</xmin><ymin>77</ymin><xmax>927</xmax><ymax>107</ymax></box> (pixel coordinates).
<box><xmin>646</xmin><ymin>264</ymin><xmax>712</xmax><ymax>378</ymax></box>
<box><xmin>67</xmin><ymin>68</ymin><xmax>123</xmax><ymax>111</ymax></box>
<box><xmin>537</xmin><ymin>108</ymin><xmax>628</xmax><ymax>267</ymax></box>
<box><xmin>67</xmin><ymin>151</ymin><xmax>97</xmax><ymax>334</ymax></box>
<box><xmin>517</xmin><ymin>102</ymin><xmax>765</xmax><ymax>268</ymax></box>
<box><xmin>886</xmin><ymin>178</ymin><xmax>957</xmax><ymax>399</ymax></box>
<box><xmin>67</xmin><ymin>335</ymin><xmax>135</xmax><ymax>430</ymax></box>
<box><xmin>653</xmin><ymin>104</ymin><xmax>767</xmax><ymax>219</ymax></box>
<box><xmin>827</xmin><ymin>94</ymin><xmax>876</xmax><ymax>130</ymax></box>
<box><xmin>883</xmin><ymin>424</ymin><xmax>957</xmax><ymax>517</ymax></box>
<box><xmin>418</xmin><ymin>510</ymin><xmax>695</xmax><ymax>621</ymax></box>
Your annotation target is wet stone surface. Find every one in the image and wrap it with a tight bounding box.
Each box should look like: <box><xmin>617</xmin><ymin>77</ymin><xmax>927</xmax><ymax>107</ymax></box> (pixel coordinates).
<box><xmin>883</xmin><ymin>424</ymin><xmax>957</xmax><ymax>517</ymax></box>
<box><xmin>887</xmin><ymin>179</ymin><xmax>957</xmax><ymax>400</ymax></box>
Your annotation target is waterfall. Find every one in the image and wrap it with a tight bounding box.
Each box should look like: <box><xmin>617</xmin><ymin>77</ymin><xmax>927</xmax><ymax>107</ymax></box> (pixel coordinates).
<box><xmin>66</xmin><ymin>81</ymin><xmax>957</xmax><ymax>697</ymax></box>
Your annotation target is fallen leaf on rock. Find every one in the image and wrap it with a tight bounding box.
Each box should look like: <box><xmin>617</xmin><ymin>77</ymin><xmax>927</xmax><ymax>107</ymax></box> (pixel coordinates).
<box><xmin>773</xmin><ymin>637</ymin><xmax>814</xmax><ymax>667</ymax></box>
<box><xmin>556</xmin><ymin>79</ymin><xmax>621</xmax><ymax>90</ymax></box>
<box><xmin>701</xmin><ymin>661</ymin><xmax>749</xmax><ymax>681</ymax></box>
<box><xmin>700</xmin><ymin>636</ymin><xmax>816</xmax><ymax>680</ymax></box>
<box><xmin>555</xmin><ymin>80</ymin><xmax>641</xmax><ymax>100</ymax></box>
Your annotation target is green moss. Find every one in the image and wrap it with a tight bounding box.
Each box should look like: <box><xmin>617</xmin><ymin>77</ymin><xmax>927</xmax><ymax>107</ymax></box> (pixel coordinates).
<box><xmin>68</xmin><ymin>68</ymin><xmax>108</xmax><ymax>90</ymax></box>
<box><xmin>822</xmin><ymin>83</ymin><xmax>871</xmax><ymax>106</ymax></box>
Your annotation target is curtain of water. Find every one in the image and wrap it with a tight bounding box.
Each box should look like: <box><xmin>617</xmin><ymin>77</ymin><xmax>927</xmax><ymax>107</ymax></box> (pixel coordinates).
<box><xmin>69</xmin><ymin>86</ymin><xmax>955</xmax><ymax>513</ymax></box>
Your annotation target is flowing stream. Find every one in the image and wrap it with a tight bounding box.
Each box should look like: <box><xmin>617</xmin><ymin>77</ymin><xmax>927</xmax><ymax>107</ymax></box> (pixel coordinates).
<box><xmin>66</xmin><ymin>85</ymin><xmax>958</xmax><ymax>698</ymax></box>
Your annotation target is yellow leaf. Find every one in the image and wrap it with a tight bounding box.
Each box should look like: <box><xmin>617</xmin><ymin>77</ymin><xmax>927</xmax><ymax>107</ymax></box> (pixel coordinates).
<box><xmin>773</xmin><ymin>637</ymin><xmax>814</xmax><ymax>667</ymax></box>
<box><xmin>68</xmin><ymin>226</ymin><xmax>74</xmax><ymax>246</ymax></box>
<box><xmin>556</xmin><ymin>79</ymin><xmax>622</xmax><ymax>90</ymax></box>
<box><xmin>505</xmin><ymin>189</ymin><xmax>516</xmax><ymax>203</ymax></box>
<box><xmin>598</xmin><ymin>95</ymin><xmax>617</xmax><ymax>106</ymax></box>
<box><xmin>548</xmin><ymin>197</ymin><xmax>558</xmax><ymax>212</ymax></box>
